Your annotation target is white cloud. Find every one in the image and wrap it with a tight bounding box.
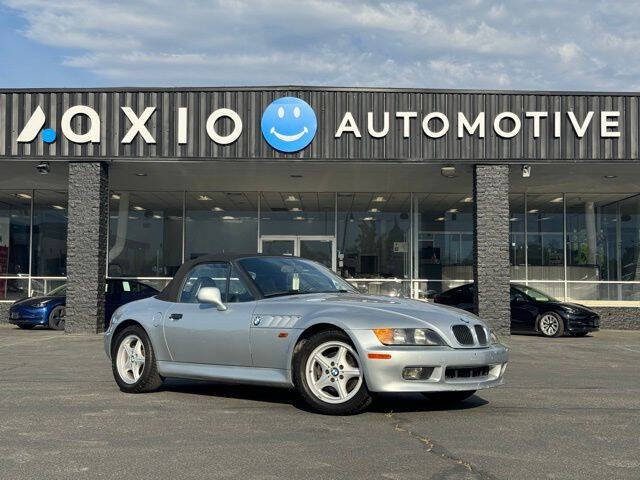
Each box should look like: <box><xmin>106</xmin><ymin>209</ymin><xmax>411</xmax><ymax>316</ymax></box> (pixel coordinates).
<box><xmin>3</xmin><ymin>0</ymin><xmax>640</xmax><ymax>90</ymax></box>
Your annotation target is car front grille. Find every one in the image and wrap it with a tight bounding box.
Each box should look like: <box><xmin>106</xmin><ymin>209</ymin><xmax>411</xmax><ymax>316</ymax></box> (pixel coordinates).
<box><xmin>445</xmin><ymin>366</ymin><xmax>490</xmax><ymax>379</ymax></box>
<box><xmin>474</xmin><ymin>325</ymin><xmax>488</xmax><ymax>345</ymax></box>
<box><xmin>452</xmin><ymin>325</ymin><xmax>474</xmax><ymax>345</ymax></box>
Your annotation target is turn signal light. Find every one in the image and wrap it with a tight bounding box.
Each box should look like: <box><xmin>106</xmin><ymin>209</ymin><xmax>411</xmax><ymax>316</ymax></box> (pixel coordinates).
<box><xmin>368</xmin><ymin>353</ymin><xmax>392</xmax><ymax>360</ymax></box>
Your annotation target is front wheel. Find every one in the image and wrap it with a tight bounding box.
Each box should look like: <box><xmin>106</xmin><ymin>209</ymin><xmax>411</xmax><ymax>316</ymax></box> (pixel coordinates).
<box><xmin>293</xmin><ymin>330</ymin><xmax>372</xmax><ymax>415</ymax></box>
<box><xmin>48</xmin><ymin>306</ymin><xmax>65</xmax><ymax>330</ymax></box>
<box><xmin>537</xmin><ymin>312</ymin><xmax>565</xmax><ymax>338</ymax></box>
<box><xmin>422</xmin><ymin>390</ymin><xmax>476</xmax><ymax>404</ymax></box>
<box><xmin>111</xmin><ymin>325</ymin><xmax>163</xmax><ymax>393</ymax></box>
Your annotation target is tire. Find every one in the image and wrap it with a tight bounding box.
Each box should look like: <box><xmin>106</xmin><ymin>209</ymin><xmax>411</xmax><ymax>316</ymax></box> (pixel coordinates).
<box><xmin>111</xmin><ymin>324</ymin><xmax>163</xmax><ymax>393</ymax></box>
<box><xmin>422</xmin><ymin>390</ymin><xmax>476</xmax><ymax>404</ymax></box>
<box><xmin>537</xmin><ymin>312</ymin><xmax>565</xmax><ymax>337</ymax></box>
<box><xmin>17</xmin><ymin>324</ymin><xmax>35</xmax><ymax>330</ymax></box>
<box><xmin>293</xmin><ymin>329</ymin><xmax>372</xmax><ymax>415</ymax></box>
<box><xmin>48</xmin><ymin>306</ymin><xmax>66</xmax><ymax>330</ymax></box>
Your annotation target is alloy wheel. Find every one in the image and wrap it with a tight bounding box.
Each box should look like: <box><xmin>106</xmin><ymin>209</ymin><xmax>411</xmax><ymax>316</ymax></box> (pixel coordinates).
<box><xmin>305</xmin><ymin>341</ymin><xmax>362</xmax><ymax>404</ymax></box>
<box><xmin>116</xmin><ymin>334</ymin><xmax>146</xmax><ymax>384</ymax></box>
<box><xmin>540</xmin><ymin>314</ymin><xmax>560</xmax><ymax>336</ymax></box>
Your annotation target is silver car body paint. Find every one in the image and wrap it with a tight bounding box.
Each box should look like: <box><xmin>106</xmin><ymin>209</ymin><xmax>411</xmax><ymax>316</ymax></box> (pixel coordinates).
<box><xmin>104</xmin><ymin>293</ymin><xmax>508</xmax><ymax>392</ymax></box>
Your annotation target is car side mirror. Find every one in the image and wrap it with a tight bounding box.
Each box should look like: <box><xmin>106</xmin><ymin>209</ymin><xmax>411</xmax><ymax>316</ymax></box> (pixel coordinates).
<box><xmin>513</xmin><ymin>295</ymin><xmax>525</xmax><ymax>303</ymax></box>
<box><xmin>197</xmin><ymin>287</ymin><xmax>227</xmax><ymax>311</ymax></box>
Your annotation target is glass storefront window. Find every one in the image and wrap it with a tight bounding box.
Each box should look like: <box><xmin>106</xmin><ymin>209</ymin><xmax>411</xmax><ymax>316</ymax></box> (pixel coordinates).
<box><xmin>0</xmin><ymin>190</ymin><xmax>31</xmax><ymax>276</ymax></box>
<box><xmin>415</xmin><ymin>193</ymin><xmax>474</xmax><ymax>295</ymax></box>
<box><xmin>509</xmin><ymin>193</ymin><xmax>526</xmax><ymax>281</ymax></box>
<box><xmin>525</xmin><ymin>194</ymin><xmax>564</xmax><ymax>282</ymax></box>
<box><xmin>185</xmin><ymin>192</ymin><xmax>259</xmax><ymax>260</ymax></box>
<box><xmin>260</xmin><ymin>192</ymin><xmax>335</xmax><ymax>236</ymax></box>
<box><xmin>32</xmin><ymin>190</ymin><xmax>68</xmax><ymax>276</ymax></box>
<box><xmin>108</xmin><ymin>192</ymin><xmax>183</xmax><ymax>277</ymax></box>
<box><xmin>337</xmin><ymin>193</ymin><xmax>411</xmax><ymax>280</ymax></box>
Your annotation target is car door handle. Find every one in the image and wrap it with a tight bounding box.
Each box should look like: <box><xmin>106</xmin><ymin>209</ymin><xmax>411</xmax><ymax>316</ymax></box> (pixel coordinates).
<box><xmin>169</xmin><ymin>313</ymin><xmax>183</xmax><ymax>321</ymax></box>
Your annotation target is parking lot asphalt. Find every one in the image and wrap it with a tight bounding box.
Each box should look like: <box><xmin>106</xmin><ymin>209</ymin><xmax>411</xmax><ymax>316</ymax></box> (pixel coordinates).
<box><xmin>0</xmin><ymin>325</ymin><xmax>639</xmax><ymax>480</ymax></box>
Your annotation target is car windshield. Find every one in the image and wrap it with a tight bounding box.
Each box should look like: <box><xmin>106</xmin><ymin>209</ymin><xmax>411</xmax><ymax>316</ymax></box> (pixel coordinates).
<box><xmin>514</xmin><ymin>285</ymin><xmax>556</xmax><ymax>302</ymax></box>
<box><xmin>237</xmin><ymin>257</ymin><xmax>358</xmax><ymax>298</ymax></box>
<box><xmin>47</xmin><ymin>284</ymin><xmax>67</xmax><ymax>296</ymax></box>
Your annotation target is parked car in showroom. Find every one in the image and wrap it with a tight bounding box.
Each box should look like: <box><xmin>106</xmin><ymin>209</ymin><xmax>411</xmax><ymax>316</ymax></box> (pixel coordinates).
<box><xmin>104</xmin><ymin>254</ymin><xmax>508</xmax><ymax>415</ymax></box>
<box><xmin>433</xmin><ymin>283</ymin><xmax>600</xmax><ymax>338</ymax></box>
<box><xmin>9</xmin><ymin>280</ymin><xmax>159</xmax><ymax>331</ymax></box>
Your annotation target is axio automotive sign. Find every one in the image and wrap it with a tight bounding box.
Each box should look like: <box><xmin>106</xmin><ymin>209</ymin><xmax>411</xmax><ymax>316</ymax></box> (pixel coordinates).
<box><xmin>14</xmin><ymin>97</ymin><xmax>622</xmax><ymax>153</ymax></box>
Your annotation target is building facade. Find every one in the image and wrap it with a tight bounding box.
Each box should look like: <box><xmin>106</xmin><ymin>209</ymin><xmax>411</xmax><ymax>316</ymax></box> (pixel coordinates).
<box><xmin>0</xmin><ymin>87</ymin><xmax>639</xmax><ymax>334</ymax></box>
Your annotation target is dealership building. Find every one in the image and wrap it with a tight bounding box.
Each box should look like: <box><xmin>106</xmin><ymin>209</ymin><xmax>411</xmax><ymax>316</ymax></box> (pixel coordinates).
<box><xmin>0</xmin><ymin>86</ymin><xmax>639</xmax><ymax>335</ymax></box>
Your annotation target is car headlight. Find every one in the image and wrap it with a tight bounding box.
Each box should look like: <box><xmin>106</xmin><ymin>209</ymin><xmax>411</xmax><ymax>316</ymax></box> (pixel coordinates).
<box><xmin>563</xmin><ymin>307</ymin><xmax>578</xmax><ymax>314</ymax></box>
<box><xmin>32</xmin><ymin>300</ymin><xmax>50</xmax><ymax>308</ymax></box>
<box><xmin>489</xmin><ymin>329</ymin><xmax>500</xmax><ymax>345</ymax></box>
<box><xmin>373</xmin><ymin>328</ymin><xmax>444</xmax><ymax>346</ymax></box>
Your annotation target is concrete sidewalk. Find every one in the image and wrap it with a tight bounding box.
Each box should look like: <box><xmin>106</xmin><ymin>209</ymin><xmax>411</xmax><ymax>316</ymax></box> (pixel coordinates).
<box><xmin>0</xmin><ymin>325</ymin><xmax>638</xmax><ymax>479</ymax></box>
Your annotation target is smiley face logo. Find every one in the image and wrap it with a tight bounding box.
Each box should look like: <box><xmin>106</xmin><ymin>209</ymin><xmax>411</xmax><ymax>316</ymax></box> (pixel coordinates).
<box><xmin>261</xmin><ymin>97</ymin><xmax>317</xmax><ymax>152</ymax></box>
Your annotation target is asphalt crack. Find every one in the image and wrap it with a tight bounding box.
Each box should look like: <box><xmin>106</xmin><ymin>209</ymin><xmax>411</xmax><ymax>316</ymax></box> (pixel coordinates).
<box><xmin>383</xmin><ymin>410</ymin><xmax>500</xmax><ymax>480</ymax></box>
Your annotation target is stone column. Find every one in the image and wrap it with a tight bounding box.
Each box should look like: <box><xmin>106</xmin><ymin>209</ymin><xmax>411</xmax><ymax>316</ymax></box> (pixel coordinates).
<box><xmin>473</xmin><ymin>165</ymin><xmax>511</xmax><ymax>337</ymax></box>
<box><xmin>65</xmin><ymin>162</ymin><xmax>109</xmax><ymax>334</ymax></box>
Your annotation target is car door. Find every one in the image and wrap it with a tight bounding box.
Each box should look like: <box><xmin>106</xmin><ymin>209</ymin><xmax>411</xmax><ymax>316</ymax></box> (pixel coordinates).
<box><xmin>163</xmin><ymin>262</ymin><xmax>256</xmax><ymax>366</ymax></box>
<box><xmin>510</xmin><ymin>286</ymin><xmax>539</xmax><ymax>332</ymax></box>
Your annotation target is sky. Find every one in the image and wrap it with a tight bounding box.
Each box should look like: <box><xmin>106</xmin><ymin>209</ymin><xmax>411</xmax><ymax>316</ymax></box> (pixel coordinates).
<box><xmin>1</xmin><ymin>0</ymin><xmax>639</xmax><ymax>91</ymax></box>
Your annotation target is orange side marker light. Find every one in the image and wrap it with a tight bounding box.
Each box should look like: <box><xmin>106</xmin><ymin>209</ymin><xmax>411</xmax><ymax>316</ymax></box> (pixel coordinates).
<box><xmin>368</xmin><ymin>353</ymin><xmax>392</xmax><ymax>359</ymax></box>
<box><xmin>278</xmin><ymin>332</ymin><xmax>288</xmax><ymax>338</ymax></box>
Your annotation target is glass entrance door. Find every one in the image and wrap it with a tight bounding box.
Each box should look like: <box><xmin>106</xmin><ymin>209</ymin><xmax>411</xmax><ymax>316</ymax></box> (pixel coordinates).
<box><xmin>259</xmin><ymin>235</ymin><xmax>336</xmax><ymax>271</ymax></box>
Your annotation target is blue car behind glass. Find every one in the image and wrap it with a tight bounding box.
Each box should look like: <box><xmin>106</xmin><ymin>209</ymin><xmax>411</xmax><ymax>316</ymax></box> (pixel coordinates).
<box><xmin>8</xmin><ymin>280</ymin><xmax>159</xmax><ymax>330</ymax></box>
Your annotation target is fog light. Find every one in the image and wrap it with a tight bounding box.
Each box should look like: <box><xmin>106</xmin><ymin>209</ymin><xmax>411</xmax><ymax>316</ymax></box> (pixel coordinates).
<box><xmin>402</xmin><ymin>366</ymin><xmax>434</xmax><ymax>380</ymax></box>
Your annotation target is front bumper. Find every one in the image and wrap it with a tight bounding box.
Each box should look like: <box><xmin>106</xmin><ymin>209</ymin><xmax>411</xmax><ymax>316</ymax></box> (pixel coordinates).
<box><xmin>566</xmin><ymin>313</ymin><xmax>600</xmax><ymax>332</ymax></box>
<box><xmin>8</xmin><ymin>306</ymin><xmax>48</xmax><ymax>326</ymax></box>
<box><xmin>350</xmin><ymin>329</ymin><xmax>509</xmax><ymax>393</ymax></box>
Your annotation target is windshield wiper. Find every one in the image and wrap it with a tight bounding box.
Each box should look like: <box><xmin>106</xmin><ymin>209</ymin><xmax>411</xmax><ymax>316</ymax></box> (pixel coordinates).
<box><xmin>263</xmin><ymin>290</ymin><xmax>308</xmax><ymax>298</ymax></box>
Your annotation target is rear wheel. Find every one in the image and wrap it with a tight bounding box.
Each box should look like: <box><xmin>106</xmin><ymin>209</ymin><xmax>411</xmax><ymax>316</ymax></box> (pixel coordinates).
<box><xmin>293</xmin><ymin>330</ymin><xmax>372</xmax><ymax>415</ymax></box>
<box><xmin>422</xmin><ymin>390</ymin><xmax>476</xmax><ymax>404</ymax></box>
<box><xmin>538</xmin><ymin>312</ymin><xmax>565</xmax><ymax>337</ymax></box>
<box><xmin>112</xmin><ymin>325</ymin><xmax>162</xmax><ymax>393</ymax></box>
<box><xmin>48</xmin><ymin>306</ymin><xmax>65</xmax><ymax>330</ymax></box>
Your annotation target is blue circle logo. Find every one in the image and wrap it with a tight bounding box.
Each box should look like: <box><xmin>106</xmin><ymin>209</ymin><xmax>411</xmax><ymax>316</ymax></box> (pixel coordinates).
<box><xmin>41</xmin><ymin>128</ymin><xmax>57</xmax><ymax>144</ymax></box>
<box><xmin>261</xmin><ymin>97</ymin><xmax>317</xmax><ymax>152</ymax></box>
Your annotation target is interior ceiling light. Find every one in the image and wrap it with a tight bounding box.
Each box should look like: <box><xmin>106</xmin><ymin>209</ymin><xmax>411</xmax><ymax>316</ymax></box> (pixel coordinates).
<box><xmin>133</xmin><ymin>206</ymin><xmax>145</xmax><ymax>211</ymax></box>
<box><xmin>363</xmin><ymin>216</ymin><xmax>375</xmax><ymax>221</ymax></box>
<box><xmin>604</xmin><ymin>175</ymin><xmax>617</xmax><ymax>179</ymax></box>
<box><xmin>369</xmin><ymin>208</ymin><xmax>379</xmax><ymax>212</ymax></box>
<box><xmin>294</xmin><ymin>216</ymin><xmax>305</xmax><ymax>221</ymax></box>
<box><xmin>197</xmin><ymin>195</ymin><xmax>211</xmax><ymax>201</ymax></box>
<box><xmin>550</xmin><ymin>197</ymin><xmax>563</xmax><ymax>203</ymax></box>
<box><xmin>440</xmin><ymin>166</ymin><xmax>456</xmax><ymax>178</ymax></box>
<box><xmin>290</xmin><ymin>207</ymin><xmax>301</xmax><ymax>212</ymax></box>
<box><xmin>212</xmin><ymin>207</ymin><xmax>224</xmax><ymax>211</ymax></box>
<box><xmin>111</xmin><ymin>194</ymin><xmax>121</xmax><ymax>200</ymax></box>
<box><xmin>372</xmin><ymin>196</ymin><xmax>386</xmax><ymax>202</ymax></box>
<box><xmin>447</xmin><ymin>208</ymin><xmax>458</xmax><ymax>213</ymax></box>
<box><xmin>222</xmin><ymin>215</ymin><xmax>235</xmax><ymax>220</ymax></box>
<box><xmin>51</xmin><ymin>205</ymin><xmax>65</xmax><ymax>210</ymax></box>
<box><xmin>16</xmin><ymin>193</ymin><xmax>32</xmax><ymax>199</ymax></box>
<box><xmin>285</xmin><ymin>195</ymin><xmax>298</xmax><ymax>202</ymax></box>
<box><xmin>461</xmin><ymin>197</ymin><xmax>473</xmax><ymax>203</ymax></box>
<box><xmin>528</xmin><ymin>209</ymin><xmax>539</xmax><ymax>213</ymax></box>
<box><xmin>152</xmin><ymin>214</ymin><xmax>162</xmax><ymax>219</ymax></box>
<box><xmin>509</xmin><ymin>217</ymin><xmax>518</xmax><ymax>222</ymax></box>
<box><xmin>135</xmin><ymin>173</ymin><xmax>147</xmax><ymax>177</ymax></box>
<box><xmin>435</xmin><ymin>217</ymin><xmax>445</xmax><ymax>221</ymax></box>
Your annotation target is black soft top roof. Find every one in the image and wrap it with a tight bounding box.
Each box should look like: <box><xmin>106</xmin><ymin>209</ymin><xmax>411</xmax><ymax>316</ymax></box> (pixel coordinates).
<box><xmin>155</xmin><ymin>253</ymin><xmax>276</xmax><ymax>302</ymax></box>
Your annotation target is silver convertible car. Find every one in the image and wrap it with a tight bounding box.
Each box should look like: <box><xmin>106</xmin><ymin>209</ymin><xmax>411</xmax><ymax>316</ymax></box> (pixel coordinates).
<box><xmin>104</xmin><ymin>254</ymin><xmax>508</xmax><ymax>415</ymax></box>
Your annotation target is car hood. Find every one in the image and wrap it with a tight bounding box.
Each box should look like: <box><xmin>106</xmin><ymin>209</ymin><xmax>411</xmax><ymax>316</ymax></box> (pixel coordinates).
<box><xmin>257</xmin><ymin>293</ymin><xmax>484</xmax><ymax>331</ymax></box>
<box><xmin>547</xmin><ymin>301</ymin><xmax>596</xmax><ymax>314</ymax></box>
<box><xmin>11</xmin><ymin>295</ymin><xmax>63</xmax><ymax>307</ymax></box>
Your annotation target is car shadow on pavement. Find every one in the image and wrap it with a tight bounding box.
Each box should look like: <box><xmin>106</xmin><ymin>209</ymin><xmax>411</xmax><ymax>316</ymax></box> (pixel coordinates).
<box><xmin>160</xmin><ymin>378</ymin><xmax>488</xmax><ymax>413</ymax></box>
<box><xmin>370</xmin><ymin>393</ymin><xmax>489</xmax><ymax>413</ymax></box>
